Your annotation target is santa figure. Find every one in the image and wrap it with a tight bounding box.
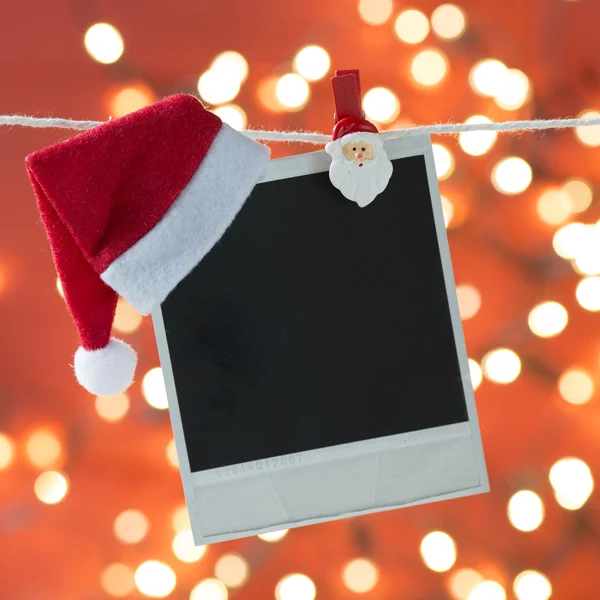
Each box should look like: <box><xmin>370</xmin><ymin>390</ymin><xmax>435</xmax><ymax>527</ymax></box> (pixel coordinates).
<box><xmin>324</xmin><ymin>70</ymin><xmax>393</xmax><ymax>208</ymax></box>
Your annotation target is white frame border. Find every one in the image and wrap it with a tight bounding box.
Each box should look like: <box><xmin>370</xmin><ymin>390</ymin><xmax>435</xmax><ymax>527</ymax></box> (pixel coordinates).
<box><xmin>152</xmin><ymin>135</ymin><xmax>489</xmax><ymax>544</ymax></box>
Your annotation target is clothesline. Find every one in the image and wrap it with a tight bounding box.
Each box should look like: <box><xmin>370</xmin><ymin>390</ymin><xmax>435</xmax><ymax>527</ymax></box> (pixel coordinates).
<box><xmin>1</xmin><ymin>114</ymin><xmax>599</xmax><ymax>144</ymax></box>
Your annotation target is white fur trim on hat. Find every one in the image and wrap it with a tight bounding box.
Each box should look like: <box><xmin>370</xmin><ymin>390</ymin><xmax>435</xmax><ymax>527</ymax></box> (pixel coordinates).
<box><xmin>74</xmin><ymin>338</ymin><xmax>137</xmax><ymax>396</ymax></box>
<box><xmin>100</xmin><ymin>124</ymin><xmax>270</xmax><ymax>315</ymax></box>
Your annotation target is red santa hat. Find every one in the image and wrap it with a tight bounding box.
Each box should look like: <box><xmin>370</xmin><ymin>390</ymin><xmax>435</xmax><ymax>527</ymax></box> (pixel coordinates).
<box><xmin>26</xmin><ymin>94</ymin><xmax>270</xmax><ymax>396</ymax></box>
<box><xmin>331</xmin><ymin>115</ymin><xmax>379</xmax><ymax>141</ymax></box>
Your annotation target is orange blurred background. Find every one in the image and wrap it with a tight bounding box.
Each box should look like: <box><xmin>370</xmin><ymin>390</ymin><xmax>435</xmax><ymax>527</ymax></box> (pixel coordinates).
<box><xmin>0</xmin><ymin>0</ymin><xmax>599</xmax><ymax>599</ymax></box>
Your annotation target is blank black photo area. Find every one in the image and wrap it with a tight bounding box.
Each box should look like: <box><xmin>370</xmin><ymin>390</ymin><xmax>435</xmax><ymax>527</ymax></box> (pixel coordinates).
<box><xmin>161</xmin><ymin>152</ymin><xmax>469</xmax><ymax>472</ymax></box>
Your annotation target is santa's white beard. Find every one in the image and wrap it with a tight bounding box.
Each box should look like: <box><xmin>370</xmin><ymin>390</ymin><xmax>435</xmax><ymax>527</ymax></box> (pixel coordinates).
<box><xmin>329</xmin><ymin>154</ymin><xmax>393</xmax><ymax>207</ymax></box>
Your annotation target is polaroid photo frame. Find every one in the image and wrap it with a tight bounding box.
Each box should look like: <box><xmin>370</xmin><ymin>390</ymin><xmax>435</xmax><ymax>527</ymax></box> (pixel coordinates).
<box><xmin>152</xmin><ymin>134</ymin><xmax>489</xmax><ymax>545</ymax></box>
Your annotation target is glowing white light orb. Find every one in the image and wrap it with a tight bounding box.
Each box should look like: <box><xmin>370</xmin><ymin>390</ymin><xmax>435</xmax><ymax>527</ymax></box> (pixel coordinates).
<box><xmin>342</xmin><ymin>558</ymin><xmax>379</xmax><ymax>593</ymax></box>
<box><xmin>491</xmin><ymin>157</ymin><xmax>532</xmax><ymax>195</ymax></box>
<box><xmin>212</xmin><ymin>104</ymin><xmax>247</xmax><ymax>130</ymax></box>
<box><xmin>34</xmin><ymin>471</ymin><xmax>69</xmax><ymax>504</ymax></box>
<box><xmin>449</xmin><ymin>568</ymin><xmax>484</xmax><ymax>600</ymax></box>
<box><xmin>456</xmin><ymin>284</ymin><xmax>481</xmax><ymax>320</ymax></box>
<box><xmin>190</xmin><ymin>579</ymin><xmax>228</xmax><ymax>600</ymax></box>
<box><xmin>363</xmin><ymin>87</ymin><xmax>400</xmax><ymax>123</ymax></box>
<box><xmin>411</xmin><ymin>49</ymin><xmax>449</xmax><ymax>87</ymax></box>
<box><xmin>469</xmin><ymin>59</ymin><xmax>508</xmax><ymax>97</ymax></box>
<box><xmin>394</xmin><ymin>10</ymin><xmax>430</xmax><ymax>44</ymax></box>
<box><xmin>494</xmin><ymin>69</ymin><xmax>531</xmax><ymax>110</ymax></box>
<box><xmin>101</xmin><ymin>563</ymin><xmax>135</xmax><ymax>598</ymax></box>
<box><xmin>527</xmin><ymin>301</ymin><xmax>568</xmax><ymax>338</ymax></box>
<box><xmin>198</xmin><ymin>70</ymin><xmax>241</xmax><ymax>105</ymax></box>
<box><xmin>468</xmin><ymin>581</ymin><xmax>506</xmax><ymax>600</ymax></box>
<box><xmin>113</xmin><ymin>509</ymin><xmax>149</xmax><ymax>544</ymax></box>
<box><xmin>513</xmin><ymin>570</ymin><xmax>552</xmax><ymax>600</ymax></box>
<box><xmin>142</xmin><ymin>367</ymin><xmax>168</xmax><ymax>410</ymax></box>
<box><xmin>432</xmin><ymin>144</ymin><xmax>455</xmax><ymax>180</ymax></box>
<box><xmin>562</xmin><ymin>178</ymin><xmax>593</xmax><ymax>213</ymax></box>
<box><xmin>84</xmin><ymin>23</ymin><xmax>124</xmax><ymax>64</ymax></box>
<box><xmin>576</xmin><ymin>276</ymin><xmax>600</xmax><ymax>311</ymax></box>
<box><xmin>468</xmin><ymin>359</ymin><xmax>483</xmax><ymax>391</ymax></box>
<box><xmin>258</xmin><ymin>529</ymin><xmax>289</xmax><ymax>542</ymax></box>
<box><xmin>431</xmin><ymin>4</ymin><xmax>467</xmax><ymax>40</ymax></box>
<box><xmin>215</xmin><ymin>554</ymin><xmax>249</xmax><ymax>588</ymax></box>
<box><xmin>536</xmin><ymin>189</ymin><xmax>572</xmax><ymax>225</ymax></box>
<box><xmin>275</xmin><ymin>574</ymin><xmax>316</xmax><ymax>600</ymax></box>
<box><xmin>134</xmin><ymin>561</ymin><xmax>176</xmax><ymax>598</ymax></box>
<box><xmin>275</xmin><ymin>74</ymin><xmax>310</xmax><ymax>109</ymax></box>
<box><xmin>419</xmin><ymin>531</ymin><xmax>457</xmax><ymax>572</ymax></box>
<box><xmin>549</xmin><ymin>457</ymin><xmax>594</xmax><ymax>510</ymax></box>
<box><xmin>482</xmin><ymin>348</ymin><xmax>521</xmax><ymax>384</ymax></box>
<box><xmin>172</xmin><ymin>528</ymin><xmax>206</xmax><ymax>563</ymax></box>
<box><xmin>358</xmin><ymin>0</ymin><xmax>393</xmax><ymax>25</ymax></box>
<box><xmin>293</xmin><ymin>46</ymin><xmax>330</xmax><ymax>81</ymax></box>
<box><xmin>0</xmin><ymin>433</ymin><xmax>15</xmax><ymax>470</ymax></box>
<box><xmin>575</xmin><ymin>110</ymin><xmax>600</xmax><ymax>147</ymax></box>
<box><xmin>508</xmin><ymin>490</ymin><xmax>544</xmax><ymax>532</ymax></box>
<box><xmin>211</xmin><ymin>51</ymin><xmax>249</xmax><ymax>84</ymax></box>
<box><xmin>459</xmin><ymin>116</ymin><xmax>497</xmax><ymax>156</ymax></box>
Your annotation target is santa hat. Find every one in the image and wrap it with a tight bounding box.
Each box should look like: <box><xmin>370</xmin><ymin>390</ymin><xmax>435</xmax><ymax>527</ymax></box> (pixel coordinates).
<box><xmin>26</xmin><ymin>94</ymin><xmax>270</xmax><ymax>396</ymax></box>
<box><xmin>331</xmin><ymin>115</ymin><xmax>379</xmax><ymax>141</ymax></box>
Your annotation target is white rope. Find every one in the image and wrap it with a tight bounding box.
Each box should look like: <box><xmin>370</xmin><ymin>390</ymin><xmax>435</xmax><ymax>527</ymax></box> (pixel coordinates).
<box><xmin>1</xmin><ymin>114</ymin><xmax>599</xmax><ymax>144</ymax></box>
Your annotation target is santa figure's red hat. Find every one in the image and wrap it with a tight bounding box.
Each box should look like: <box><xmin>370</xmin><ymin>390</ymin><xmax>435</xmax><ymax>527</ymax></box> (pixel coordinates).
<box><xmin>331</xmin><ymin>115</ymin><xmax>379</xmax><ymax>141</ymax></box>
<box><xmin>26</xmin><ymin>94</ymin><xmax>270</xmax><ymax>396</ymax></box>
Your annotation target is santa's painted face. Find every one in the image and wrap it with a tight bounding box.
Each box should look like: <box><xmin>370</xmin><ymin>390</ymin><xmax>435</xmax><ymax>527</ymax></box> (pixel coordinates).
<box><xmin>342</xmin><ymin>141</ymin><xmax>375</xmax><ymax>163</ymax></box>
<box><xmin>326</xmin><ymin>134</ymin><xmax>394</xmax><ymax>208</ymax></box>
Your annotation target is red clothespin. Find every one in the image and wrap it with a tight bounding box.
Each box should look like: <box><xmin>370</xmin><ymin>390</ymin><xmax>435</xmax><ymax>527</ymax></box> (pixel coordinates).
<box><xmin>325</xmin><ymin>69</ymin><xmax>394</xmax><ymax>208</ymax></box>
<box><xmin>332</xmin><ymin>70</ymin><xmax>365</xmax><ymax>123</ymax></box>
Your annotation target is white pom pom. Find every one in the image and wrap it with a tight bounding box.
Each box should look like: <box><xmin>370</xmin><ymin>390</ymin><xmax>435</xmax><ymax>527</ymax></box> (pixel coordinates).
<box><xmin>74</xmin><ymin>338</ymin><xmax>137</xmax><ymax>396</ymax></box>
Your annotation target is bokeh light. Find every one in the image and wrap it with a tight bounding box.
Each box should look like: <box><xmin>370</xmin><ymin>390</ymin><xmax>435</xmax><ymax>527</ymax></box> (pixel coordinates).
<box><xmin>198</xmin><ymin>71</ymin><xmax>240</xmax><ymax>105</ymax></box>
<box><xmin>258</xmin><ymin>529</ymin><xmax>289</xmax><ymax>542</ymax></box>
<box><xmin>552</xmin><ymin>222</ymin><xmax>588</xmax><ymax>259</ymax></box>
<box><xmin>214</xmin><ymin>554</ymin><xmax>249</xmax><ymax>588</ymax></box>
<box><xmin>172</xmin><ymin>528</ymin><xmax>206</xmax><ymax>563</ymax></box>
<box><xmin>113</xmin><ymin>509</ymin><xmax>150</xmax><ymax>544</ymax></box>
<box><xmin>575</xmin><ymin>110</ymin><xmax>600</xmax><ymax>147</ymax></box>
<box><xmin>491</xmin><ymin>157</ymin><xmax>532</xmax><ymax>195</ymax></box>
<box><xmin>549</xmin><ymin>457</ymin><xmax>594</xmax><ymax>510</ymax></box>
<box><xmin>358</xmin><ymin>0</ymin><xmax>393</xmax><ymax>24</ymax></box>
<box><xmin>34</xmin><ymin>470</ymin><xmax>69</xmax><ymax>504</ymax></box>
<box><xmin>101</xmin><ymin>563</ymin><xmax>135</xmax><ymax>598</ymax></box>
<box><xmin>562</xmin><ymin>178</ymin><xmax>593</xmax><ymax>213</ymax></box>
<box><xmin>459</xmin><ymin>116</ymin><xmax>498</xmax><ymax>156</ymax></box>
<box><xmin>513</xmin><ymin>570</ymin><xmax>552</xmax><ymax>600</ymax></box>
<box><xmin>394</xmin><ymin>10</ymin><xmax>430</xmax><ymax>44</ymax></box>
<box><xmin>576</xmin><ymin>276</ymin><xmax>600</xmax><ymax>311</ymax></box>
<box><xmin>213</xmin><ymin>104</ymin><xmax>247</xmax><ymax>130</ymax></box>
<box><xmin>508</xmin><ymin>490</ymin><xmax>545</xmax><ymax>531</ymax></box>
<box><xmin>558</xmin><ymin>369</ymin><xmax>594</xmax><ymax>405</ymax></box>
<box><xmin>134</xmin><ymin>561</ymin><xmax>176</xmax><ymax>598</ymax></box>
<box><xmin>363</xmin><ymin>87</ymin><xmax>400</xmax><ymax>123</ymax></box>
<box><xmin>468</xmin><ymin>581</ymin><xmax>506</xmax><ymax>600</ymax></box>
<box><xmin>420</xmin><ymin>531</ymin><xmax>457</xmax><ymax>572</ymax></box>
<box><xmin>536</xmin><ymin>189</ymin><xmax>572</xmax><ymax>225</ymax></box>
<box><xmin>26</xmin><ymin>429</ymin><xmax>61</xmax><ymax>469</ymax></box>
<box><xmin>293</xmin><ymin>46</ymin><xmax>330</xmax><ymax>81</ymax></box>
<box><xmin>527</xmin><ymin>301</ymin><xmax>568</xmax><ymax>338</ymax></box>
<box><xmin>431</xmin><ymin>4</ymin><xmax>467</xmax><ymax>40</ymax></box>
<box><xmin>56</xmin><ymin>277</ymin><xmax>64</xmax><ymax>299</ymax></box>
<box><xmin>432</xmin><ymin>143</ymin><xmax>455</xmax><ymax>180</ymax></box>
<box><xmin>494</xmin><ymin>69</ymin><xmax>531</xmax><ymax>110</ymax></box>
<box><xmin>482</xmin><ymin>348</ymin><xmax>521</xmax><ymax>384</ymax></box>
<box><xmin>469</xmin><ymin>59</ymin><xmax>508</xmax><ymax>97</ymax></box>
<box><xmin>441</xmin><ymin>195</ymin><xmax>454</xmax><ymax>228</ymax></box>
<box><xmin>172</xmin><ymin>505</ymin><xmax>191</xmax><ymax>533</ymax></box>
<box><xmin>142</xmin><ymin>367</ymin><xmax>169</xmax><ymax>410</ymax></box>
<box><xmin>411</xmin><ymin>49</ymin><xmax>449</xmax><ymax>87</ymax></box>
<box><xmin>449</xmin><ymin>568</ymin><xmax>484</xmax><ymax>600</ymax></box>
<box><xmin>190</xmin><ymin>579</ymin><xmax>228</xmax><ymax>600</ymax></box>
<box><xmin>275</xmin><ymin>73</ymin><xmax>310</xmax><ymax>110</ymax></box>
<box><xmin>468</xmin><ymin>359</ymin><xmax>483</xmax><ymax>391</ymax></box>
<box><xmin>456</xmin><ymin>284</ymin><xmax>482</xmax><ymax>320</ymax></box>
<box><xmin>211</xmin><ymin>51</ymin><xmax>248</xmax><ymax>84</ymax></box>
<box><xmin>166</xmin><ymin>438</ymin><xmax>179</xmax><ymax>468</ymax></box>
<box><xmin>342</xmin><ymin>558</ymin><xmax>379</xmax><ymax>593</ymax></box>
<box><xmin>275</xmin><ymin>574</ymin><xmax>317</xmax><ymax>600</ymax></box>
<box><xmin>110</xmin><ymin>86</ymin><xmax>154</xmax><ymax>118</ymax></box>
<box><xmin>0</xmin><ymin>433</ymin><xmax>15</xmax><ymax>470</ymax></box>
<box><xmin>95</xmin><ymin>393</ymin><xmax>130</xmax><ymax>422</ymax></box>
<box><xmin>113</xmin><ymin>299</ymin><xmax>143</xmax><ymax>333</ymax></box>
<box><xmin>84</xmin><ymin>23</ymin><xmax>124</xmax><ymax>64</ymax></box>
